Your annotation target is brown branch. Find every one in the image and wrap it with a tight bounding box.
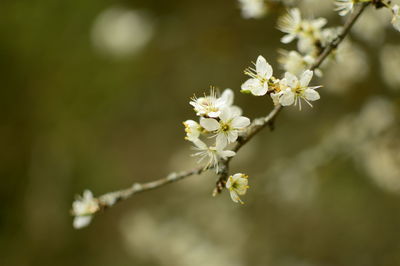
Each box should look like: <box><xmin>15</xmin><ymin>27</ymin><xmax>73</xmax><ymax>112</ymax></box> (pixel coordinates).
<box><xmin>75</xmin><ymin>2</ymin><xmax>370</xmax><ymax>216</ymax></box>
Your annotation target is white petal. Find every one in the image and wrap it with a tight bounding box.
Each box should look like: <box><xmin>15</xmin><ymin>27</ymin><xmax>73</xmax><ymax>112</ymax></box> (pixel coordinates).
<box><xmin>231</xmin><ymin>116</ymin><xmax>250</xmax><ymax>128</ymax></box>
<box><xmin>251</xmin><ymin>82</ymin><xmax>268</xmax><ymax>96</ymax></box>
<box><xmin>200</xmin><ymin>118</ymin><xmax>220</xmax><ymax>131</ymax></box>
<box><xmin>280</xmin><ymin>90</ymin><xmax>295</xmax><ymax>106</ymax></box>
<box><xmin>229</xmin><ymin>106</ymin><xmax>243</xmax><ymax>117</ymax></box>
<box><xmin>73</xmin><ymin>216</ymin><xmax>92</xmax><ymax>229</ymax></box>
<box><xmin>83</xmin><ymin>190</ymin><xmax>93</xmax><ymax>199</ymax></box>
<box><xmin>216</xmin><ymin>134</ymin><xmax>228</xmax><ymax>149</ymax></box>
<box><xmin>230</xmin><ymin>191</ymin><xmax>240</xmax><ymax>203</ymax></box>
<box><xmin>284</xmin><ymin>72</ymin><xmax>298</xmax><ymax>88</ymax></box>
<box><xmin>219</xmin><ymin>107</ymin><xmax>231</xmax><ymax>122</ymax></box>
<box><xmin>220</xmin><ymin>89</ymin><xmax>234</xmax><ymax>106</ymax></box>
<box><xmin>300</xmin><ymin>70</ymin><xmax>313</xmax><ymax>88</ymax></box>
<box><xmin>291</xmin><ymin>8</ymin><xmax>301</xmax><ymax>23</ymax></box>
<box><xmin>241</xmin><ymin>78</ymin><xmax>259</xmax><ymax>92</ymax></box>
<box><xmin>193</xmin><ymin>139</ymin><xmax>207</xmax><ymax>149</ymax></box>
<box><xmin>227</xmin><ymin>131</ymin><xmax>238</xmax><ymax>143</ymax></box>
<box><xmin>270</xmin><ymin>92</ymin><xmax>281</xmax><ymax>106</ymax></box>
<box><xmin>226</xmin><ymin>177</ymin><xmax>232</xmax><ymax>189</ymax></box>
<box><xmin>215</xmin><ymin>137</ymin><xmax>228</xmax><ymax>151</ymax></box>
<box><xmin>231</xmin><ymin>173</ymin><xmax>242</xmax><ymax>180</ymax></box>
<box><xmin>281</xmin><ymin>34</ymin><xmax>296</xmax><ymax>44</ymax></box>
<box><xmin>208</xmin><ymin>111</ymin><xmax>221</xmax><ymax>118</ymax></box>
<box><xmin>304</xmin><ymin>88</ymin><xmax>320</xmax><ymax>101</ymax></box>
<box><xmin>256</xmin><ymin>56</ymin><xmax>273</xmax><ymax>79</ymax></box>
<box><xmin>220</xmin><ymin>150</ymin><xmax>236</xmax><ymax>158</ymax></box>
<box><xmin>313</xmin><ymin>18</ymin><xmax>327</xmax><ymax>29</ymax></box>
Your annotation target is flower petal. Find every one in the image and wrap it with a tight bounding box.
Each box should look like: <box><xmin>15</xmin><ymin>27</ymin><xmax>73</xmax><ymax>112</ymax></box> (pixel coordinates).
<box><xmin>281</xmin><ymin>34</ymin><xmax>296</xmax><ymax>44</ymax></box>
<box><xmin>219</xmin><ymin>107</ymin><xmax>231</xmax><ymax>122</ymax></box>
<box><xmin>256</xmin><ymin>55</ymin><xmax>273</xmax><ymax>79</ymax></box>
<box><xmin>73</xmin><ymin>216</ymin><xmax>92</xmax><ymax>229</ymax></box>
<box><xmin>220</xmin><ymin>89</ymin><xmax>234</xmax><ymax>106</ymax></box>
<box><xmin>280</xmin><ymin>90</ymin><xmax>295</xmax><ymax>106</ymax></box>
<box><xmin>200</xmin><ymin>118</ymin><xmax>220</xmax><ymax>131</ymax></box>
<box><xmin>300</xmin><ymin>70</ymin><xmax>313</xmax><ymax>88</ymax></box>
<box><xmin>284</xmin><ymin>72</ymin><xmax>298</xmax><ymax>88</ymax></box>
<box><xmin>304</xmin><ymin>88</ymin><xmax>320</xmax><ymax>101</ymax></box>
<box><xmin>216</xmin><ymin>133</ymin><xmax>228</xmax><ymax>149</ymax></box>
<box><xmin>231</xmin><ymin>116</ymin><xmax>250</xmax><ymax>128</ymax></box>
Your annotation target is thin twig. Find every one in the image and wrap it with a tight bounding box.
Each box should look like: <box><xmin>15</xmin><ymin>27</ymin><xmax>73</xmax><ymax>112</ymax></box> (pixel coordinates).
<box><xmin>82</xmin><ymin>2</ymin><xmax>370</xmax><ymax>213</ymax></box>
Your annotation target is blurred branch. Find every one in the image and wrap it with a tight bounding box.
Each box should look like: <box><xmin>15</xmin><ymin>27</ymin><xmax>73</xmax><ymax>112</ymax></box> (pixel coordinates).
<box><xmin>78</xmin><ymin>2</ymin><xmax>370</xmax><ymax>216</ymax></box>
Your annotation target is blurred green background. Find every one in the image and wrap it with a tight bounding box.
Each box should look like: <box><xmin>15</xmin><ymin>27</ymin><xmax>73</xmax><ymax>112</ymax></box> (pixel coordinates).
<box><xmin>1</xmin><ymin>0</ymin><xmax>400</xmax><ymax>265</ymax></box>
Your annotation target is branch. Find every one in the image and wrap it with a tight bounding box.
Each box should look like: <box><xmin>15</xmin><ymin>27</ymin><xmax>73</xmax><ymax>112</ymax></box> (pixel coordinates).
<box><xmin>75</xmin><ymin>2</ymin><xmax>370</xmax><ymax>216</ymax></box>
<box><xmin>213</xmin><ymin>2</ymin><xmax>370</xmax><ymax>194</ymax></box>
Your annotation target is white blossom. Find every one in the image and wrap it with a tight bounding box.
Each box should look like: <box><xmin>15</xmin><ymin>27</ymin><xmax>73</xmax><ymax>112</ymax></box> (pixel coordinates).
<box><xmin>183</xmin><ymin>120</ymin><xmax>202</xmax><ymax>142</ymax></box>
<box><xmin>200</xmin><ymin>107</ymin><xmax>250</xmax><ymax>148</ymax></box>
<box><xmin>238</xmin><ymin>0</ymin><xmax>267</xmax><ymax>19</ymax></box>
<box><xmin>72</xmin><ymin>190</ymin><xmax>99</xmax><ymax>229</ymax></box>
<box><xmin>191</xmin><ymin>139</ymin><xmax>235</xmax><ymax>172</ymax></box>
<box><xmin>335</xmin><ymin>0</ymin><xmax>358</xmax><ymax>17</ymax></box>
<box><xmin>226</xmin><ymin>173</ymin><xmax>249</xmax><ymax>204</ymax></box>
<box><xmin>277</xmin><ymin>9</ymin><xmax>327</xmax><ymax>53</ymax></box>
<box><xmin>277</xmin><ymin>8</ymin><xmax>303</xmax><ymax>44</ymax></box>
<box><xmin>392</xmin><ymin>5</ymin><xmax>400</xmax><ymax>32</ymax></box>
<box><xmin>271</xmin><ymin>70</ymin><xmax>321</xmax><ymax>109</ymax></box>
<box><xmin>278</xmin><ymin>50</ymin><xmax>317</xmax><ymax>77</ymax></box>
<box><xmin>190</xmin><ymin>88</ymin><xmax>233</xmax><ymax>118</ymax></box>
<box><xmin>241</xmin><ymin>55</ymin><xmax>273</xmax><ymax>96</ymax></box>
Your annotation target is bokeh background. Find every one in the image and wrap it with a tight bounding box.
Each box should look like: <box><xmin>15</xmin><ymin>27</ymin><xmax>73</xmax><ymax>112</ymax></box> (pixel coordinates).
<box><xmin>1</xmin><ymin>0</ymin><xmax>400</xmax><ymax>265</ymax></box>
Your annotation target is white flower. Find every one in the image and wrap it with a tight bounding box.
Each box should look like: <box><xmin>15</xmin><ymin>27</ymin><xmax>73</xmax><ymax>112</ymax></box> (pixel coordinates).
<box><xmin>192</xmin><ymin>139</ymin><xmax>235</xmax><ymax>172</ymax></box>
<box><xmin>200</xmin><ymin>107</ymin><xmax>250</xmax><ymax>147</ymax></box>
<box><xmin>226</xmin><ymin>173</ymin><xmax>249</xmax><ymax>204</ymax></box>
<box><xmin>72</xmin><ymin>190</ymin><xmax>99</xmax><ymax>229</ymax></box>
<box><xmin>335</xmin><ymin>0</ymin><xmax>356</xmax><ymax>16</ymax></box>
<box><xmin>238</xmin><ymin>0</ymin><xmax>267</xmax><ymax>19</ymax></box>
<box><xmin>241</xmin><ymin>55</ymin><xmax>273</xmax><ymax>96</ymax></box>
<box><xmin>183</xmin><ymin>120</ymin><xmax>202</xmax><ymax>142</ymax></box>
<box><xmin>277</xmin><ymin>9</ymin><xmax>326</xmax><ymax>53</ymax></box>
<box><xmin>392</xmin><ymin>5</ymin><xmax>400</xmax><ymax>32</ymax></box>
<box><xmin>277</xmin><ymin>8</ymin><xmax>303</xmax><ymax>44</ymax></box>
<box><xmin>278</xmin><ymin>50</ymin><xmax>316</xmax><ymax>77</ymax></box>
<box><xmin>271</xmin><ymin>70</ymin><xmax>321</xmax><ymax>109</ymax></box>
<box><xmin>190</xmin><ymin>88</ymin><xmax>233</xmax><ymax>118</ymax></box>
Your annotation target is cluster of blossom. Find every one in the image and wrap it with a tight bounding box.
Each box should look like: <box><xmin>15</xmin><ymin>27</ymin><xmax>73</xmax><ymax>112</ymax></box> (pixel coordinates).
<box><xmin>71</xmin><ymin>190</ymin><xmax>99</xmax><ymax>229</ymax></box>
<box><xmin>335</xmin><ymin>0</ymin><xmax>400</xmax><ymax>32</ymax></box>
<box><xmin>184</xmin><ymin>88</ymin><xmax>251</xmax><ymax>203</ymax></box>
<box><xmin>241</xmin><ymin>55</ymin><xmax>321</xmax><ymax>109</ymax></box>
<box><xmin>276</xmin><ymin>8</ymin><xmax>341</xmax><ymax>77</ymax></box>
